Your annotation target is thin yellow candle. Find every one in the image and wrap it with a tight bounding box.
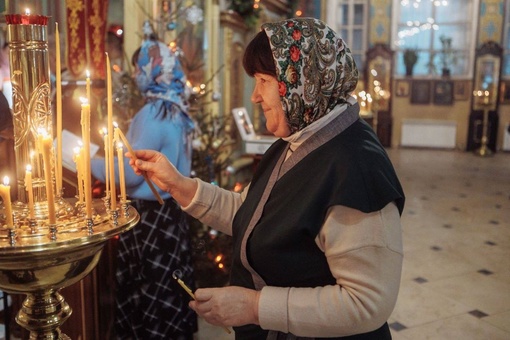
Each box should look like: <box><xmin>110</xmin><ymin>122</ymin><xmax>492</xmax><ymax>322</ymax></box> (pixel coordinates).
<box><xmin>102</xmin><ymin>128</ymin><xmax>110</xmax><ymax>194</ymax></box>
<box><xmin>106</xmin><ymin>53</ymin><xmax>117</xmax><ymax>211</ymax></box>
<box><xmin>0</xmin><ymin>176</ymin><xmax>13</xmax><ymax>229</ymax></box>
<box><xmin>39</xmin><ymin>131</ymin><xmax>56</xmax><ymax>224</ymax></box>
<box><xmin>73</xmin><ymin>146</ymin><xmax>84</xmax><ymax>203</ymax></box>
<box><xmin>114</xmin><ymin>124</ymin><xmax>164</xmax><ymax>205</ymax></box>
<box><xmin>86</xmin><ymin>69</ymin><xmax>91</xmax><ymax>104</ymax></box>
<box><xmin>55</xmin><ymin>22</ymin><xmax>63</xmax><ymax>194</ymax></box>
<box><xmin>171</xmin><ymin>271</ymin><xmax>231</xmax><ymax>334</ymax></box>
<box><xmin>25</xmin><ymin>165</ymin><xmax>35</xmax><ymax>219</ymax></box>
<box><xmin>117</xmin><ymin>142</ymin><xmax>127</xmax><ymax>202</ymax></box>
<box><xmin>80</xmin><ymin>98</ymin><xmax>93</xmax><ymax>218</ymax></box>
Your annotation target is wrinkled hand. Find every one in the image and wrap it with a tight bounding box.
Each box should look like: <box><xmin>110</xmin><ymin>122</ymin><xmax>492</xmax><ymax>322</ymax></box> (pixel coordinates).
<box><xmin>127</xmin><ymin>150</ymin><xmax>177</xmax><ymax>191</ymax></box>
<box><xmin>189</xmin><ymin>286</ymin><xmax>260</xmax><ymax>328</ymax></box>
<box><xmin>126</xmin><ymin>149</ymin><xmax>197</xmax><ymax>206</ymax></box>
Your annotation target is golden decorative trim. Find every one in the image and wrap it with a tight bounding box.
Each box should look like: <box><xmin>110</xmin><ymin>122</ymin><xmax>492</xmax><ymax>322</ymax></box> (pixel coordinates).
<box><xmin>90</xmin><ymin>0</ymin><xmax>104</xmax><ymax>67</ymax></box>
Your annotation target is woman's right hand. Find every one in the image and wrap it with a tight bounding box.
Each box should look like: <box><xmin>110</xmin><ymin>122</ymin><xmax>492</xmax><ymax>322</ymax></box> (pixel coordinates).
<box><xmin>128</xmin><ymin>149</ymin><xmax>198</xmax><ymax>207</ymax></box>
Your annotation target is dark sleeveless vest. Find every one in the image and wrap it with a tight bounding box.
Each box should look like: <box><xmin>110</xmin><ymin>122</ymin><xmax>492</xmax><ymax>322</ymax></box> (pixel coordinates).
<box><xmin>230</xmin><ymin>106</ymin><xmax>404</xmax><ymax>340</ymax></box>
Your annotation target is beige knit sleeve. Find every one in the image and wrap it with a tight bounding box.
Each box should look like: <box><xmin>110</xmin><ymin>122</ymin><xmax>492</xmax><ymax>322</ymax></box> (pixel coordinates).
<box><xmin>258</xmin><ymin>202</ymin><xmax>403</xmax><ymax>337</ymax></box>
<box><xmin>181</xmin><ymin>178</ymin><xmax>245</xmax><ymax>235</ymax></box>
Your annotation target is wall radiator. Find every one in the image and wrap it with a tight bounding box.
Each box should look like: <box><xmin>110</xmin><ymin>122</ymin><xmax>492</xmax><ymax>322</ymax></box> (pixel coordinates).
<box><xmin>504</xmin><ymin>124</ymin><xmax>510</xmax><ymax>151</ymax></box>
<box><xmin>401</xmin><ymin>119</ymin><xmax>457</xmax><ymax>149</ymax></box>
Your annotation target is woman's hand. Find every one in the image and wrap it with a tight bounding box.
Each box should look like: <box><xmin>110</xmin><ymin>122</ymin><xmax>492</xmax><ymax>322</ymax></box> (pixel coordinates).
<box><xmin>189</xmin><ymin>286</ymin><xmax>260</xmax><ymax>328</ymax></box>
<box><xmin>127</xmin><ymin>149</ymin><xmax>197</xmax><ymax>207</ymax></box>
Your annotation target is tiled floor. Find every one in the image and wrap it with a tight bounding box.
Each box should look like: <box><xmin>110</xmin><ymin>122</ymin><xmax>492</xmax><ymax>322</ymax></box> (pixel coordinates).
<box><xmin>1</xmin><ymin>148</ymin><xmax>509</xmax><ymax>340</ymax></box>
<box><xmin>195</xmin><ymin>148</ymin><xmax>510</xmax><ymax>340</ymax></box>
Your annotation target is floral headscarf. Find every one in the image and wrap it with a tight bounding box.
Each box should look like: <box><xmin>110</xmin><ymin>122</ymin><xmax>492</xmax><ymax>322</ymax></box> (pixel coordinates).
<box><xmin>136</xmin><ymin>25</ymin><xmax>189</xmax><ymax>113</ymax></box>
<box><xmin>262</xmin><ymin>18</ymin><xmax>358</xmax><ymax>133</ymax></box>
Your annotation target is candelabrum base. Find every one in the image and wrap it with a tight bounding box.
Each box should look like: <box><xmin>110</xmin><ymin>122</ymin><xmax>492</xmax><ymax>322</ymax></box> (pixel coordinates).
<box><xmin>0</xmin><ymin>198</ymin><xmax>139</xmax><ymax>339</ymax></box>
<box><xmin>474</xmin><ymin>144</ymin><xmax>493</xmax><ymax>157</ymax></box>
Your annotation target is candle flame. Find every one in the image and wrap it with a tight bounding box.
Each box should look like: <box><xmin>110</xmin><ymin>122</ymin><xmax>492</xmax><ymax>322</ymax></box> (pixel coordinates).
<box><xmin>25</xmin><ymin>8</ymin><xmax>30</xmax><ymax>15</ymax></box>
<box><xmin>117</xmin><ymin>142</ymin><xmax>123</xmax><ymax>149</ymax></box>
<box><xmin>73</xmin><ymin>146</ymin><xmax>81</xmax><ymax>154</ymax></box>
<box><xmin>2</xmin><ymin>176</ymin><xmax>9</xmax><ymax>186</ymax></box>
<box><xmin>26</xmin><ymin>164</ymin><xmax>32</xmax><ymax>172</ymax></box>
<box><xmin>113</xmin><ymin>121</ymin><xmax>119</xmax><ymax>128</ymax></box>
<box><xmin>80</xmin><ymin>97</ymin><xmax>88</xmax><ymax>104</ymax></box>
<box><xmin>86</xmin><ymin>69</ymin><xmax>90</xmax><ymax>78</ymax></box>
<box><xmin>37</xmin><ymin>127</ymin><xmax>48</xmax><ymax>137</ymax></box>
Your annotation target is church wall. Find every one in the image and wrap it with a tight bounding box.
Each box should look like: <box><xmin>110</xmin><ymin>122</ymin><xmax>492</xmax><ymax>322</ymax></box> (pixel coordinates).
<box><xmin>362</xmin><ymin>0</ymin><xmax>508</xmax><ymax>151</ymax></box>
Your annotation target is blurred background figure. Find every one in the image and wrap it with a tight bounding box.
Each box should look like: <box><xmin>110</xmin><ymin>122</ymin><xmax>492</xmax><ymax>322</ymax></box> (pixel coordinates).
<box><xmin>0</xmin><ymin>30</ymin><xmax>12</xmax><ymax>109</ymax></box>
<box><xmin>91</xmin><ymin>22</ymin><xmax>197</xmax><ymax>340</ymax></box>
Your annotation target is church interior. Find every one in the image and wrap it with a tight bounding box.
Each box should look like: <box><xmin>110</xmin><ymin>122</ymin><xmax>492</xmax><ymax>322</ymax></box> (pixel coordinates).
<box><xmin>0</xmin><ymin>0</ymin><xmax>508</xmax><ymax>339</ymax></box>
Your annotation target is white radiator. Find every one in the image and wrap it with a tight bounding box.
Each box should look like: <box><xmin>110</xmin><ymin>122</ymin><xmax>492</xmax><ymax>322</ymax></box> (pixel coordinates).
<box><xmin>504</xmin><ymin>124</ymin><xmax>510</xmax><ymax>151</ymax></box>
<box><xmin>401</xmin><ymin>119</ymin><xmax>456</xmax><ymax>149</ymax></box>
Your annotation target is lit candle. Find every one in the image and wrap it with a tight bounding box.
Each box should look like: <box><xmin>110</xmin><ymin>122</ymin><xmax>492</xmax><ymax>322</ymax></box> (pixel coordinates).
<box><xmin>39</xmin><ymin>131</ymin><xmax>56</xmax><ymax>224</ymax></box>
<box><xmin>483</xmin><ymin>90</ymin><xmax>490</xmax><ymax>105</ymax></box>
<box><xmin>73</xmin><ymin>146</ymin><xmax>84</xmax><ymax>203</ymax></box>
<box><xmin>25</xmin><ymin>165</ymin><xmax>35</xmax><ymax>219</ymax></box>
<box><xmin>114</xmin><ymin>124</ymin><xmax>164</xmax><ymax>205</ymax></box>
<box><xmin>80</xmin><ymin>98</ymin><xmax>93</xmax><ymax>218</ymax></box>
<box><xmin>0</xmin><ymin>176</ymin><xmax>13</xmax><ymax>229</ymax></box>
<box><xmin>106</xmin><ymin>53</ymin><xmax>117</xmax><ymax>211</ymax></box>
<box><xmin>86</xmin><ymin>69</ymin><xmax>91</xmax><ymax>105</ymax></box>
<box><xmin>21</xmin><ymin>8</ymin><xmax>30</xmax><ymax>24</ymax></box>
<box><xmin>55</xmin><ymin>22</ymin><xmax>63</xmax><ymax>194</ymax></box>
<box><xmin>101</xmin><ymin>128</ymin><xmax>110</xmax><ymax>195</ymax></box>
<box><xmin>117</xmin><ymin>142</ymin><xmax>127</xmax><ymax>202</ymax></box>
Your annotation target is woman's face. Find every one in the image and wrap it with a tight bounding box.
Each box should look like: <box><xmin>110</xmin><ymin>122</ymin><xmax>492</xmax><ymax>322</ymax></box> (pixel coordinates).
<box><xmin>251</xmin><ymin>73</ymin><xmax>290</xmax><ymax>137</ymax></box>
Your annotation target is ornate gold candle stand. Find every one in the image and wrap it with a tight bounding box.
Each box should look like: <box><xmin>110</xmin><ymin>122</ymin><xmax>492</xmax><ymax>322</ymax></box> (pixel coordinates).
<box><xmin>0</xmin><ymin>200</ymin><xmax>139</xmax><ymax>339</ymax></box>
<box><xmin>473</xmin><ymin>90</ymin><xmax>494</xmax><ymax>157</ymax></box>
<box><xmin>0</xmin><ymin>14</ymin><xmax>140</xmax><ymax>339</ymax></box>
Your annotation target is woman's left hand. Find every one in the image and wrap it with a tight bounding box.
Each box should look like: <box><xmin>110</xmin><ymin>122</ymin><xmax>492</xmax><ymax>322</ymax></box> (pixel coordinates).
<box><xmin>189</xmin><ymin>286</ymin><xmax>260</xmax><ymax>327</ymax></box>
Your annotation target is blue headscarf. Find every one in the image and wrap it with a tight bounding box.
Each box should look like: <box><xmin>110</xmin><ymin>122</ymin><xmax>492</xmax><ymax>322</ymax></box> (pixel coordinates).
<box><xmin>135</xmin><ymin>32</ymin><xmax>189</xmax><ymax>114</ymax></box>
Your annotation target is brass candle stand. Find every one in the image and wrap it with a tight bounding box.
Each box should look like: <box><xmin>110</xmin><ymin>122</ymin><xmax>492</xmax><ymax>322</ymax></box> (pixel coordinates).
<box><xmin>0</xmin><ymin>14</ymin><xmax>139</xmax><ymax>339</ymax></box>
<box><xmin>474</xmin><ymin>106</ymin><xmax>492</xmax><ymax>157</ymax></box>
<box><xmin>473</xmin><ymin>90</ymin><xmax>494</xmax><ymax>157</ymax></box>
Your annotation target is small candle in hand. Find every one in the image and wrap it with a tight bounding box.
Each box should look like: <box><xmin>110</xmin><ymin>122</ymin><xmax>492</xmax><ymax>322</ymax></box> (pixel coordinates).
<box><xmin>25</xmin><ymin>165</ymin><xmax>35</xmax><ymax>219</ymax></box>
<box><xmin>171</xmin><ymin>271</ymin><xmax>231</xmax><ymax>334</ymax></box>
<box><xmin>0</xmin><ymin>176</ymin><xmax>14</xmax><ymax>229</ymax></box>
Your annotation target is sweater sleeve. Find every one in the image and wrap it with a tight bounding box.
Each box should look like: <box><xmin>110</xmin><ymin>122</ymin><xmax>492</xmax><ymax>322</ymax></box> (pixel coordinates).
<box><xmin>258</xmin><ymin>202</ymin><xmax>403</xmax><ymax>337</ymax></box>
<box><xmin>181</xmin><ymin>179</ymin><xmax>245</xmax><ymax>235</ymax></box>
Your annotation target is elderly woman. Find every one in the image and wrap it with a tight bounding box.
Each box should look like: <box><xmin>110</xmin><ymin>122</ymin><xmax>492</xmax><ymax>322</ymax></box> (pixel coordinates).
<box><xmin>127</xmin><ymin>18</ymin><xmax>404</xmax><ymax>339</ymax></box>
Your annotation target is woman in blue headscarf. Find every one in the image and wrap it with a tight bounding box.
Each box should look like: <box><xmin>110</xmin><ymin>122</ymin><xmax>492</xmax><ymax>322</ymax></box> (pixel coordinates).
<box><xmin>91</xmin><ymin>22</ymin><xmax>197</xmax><ymax>339</ymax></box>
<box><xmin>125</xmin><ymin>18</ymin><xmax>404</xmax><ymax>340</ymax></box>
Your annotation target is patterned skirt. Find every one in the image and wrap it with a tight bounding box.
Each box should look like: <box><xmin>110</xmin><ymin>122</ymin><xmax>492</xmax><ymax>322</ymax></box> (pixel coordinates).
<box><xmin>114</xmin><ymin>198</ymin><xmax>197</xmax><ymax>339</ymax></box>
